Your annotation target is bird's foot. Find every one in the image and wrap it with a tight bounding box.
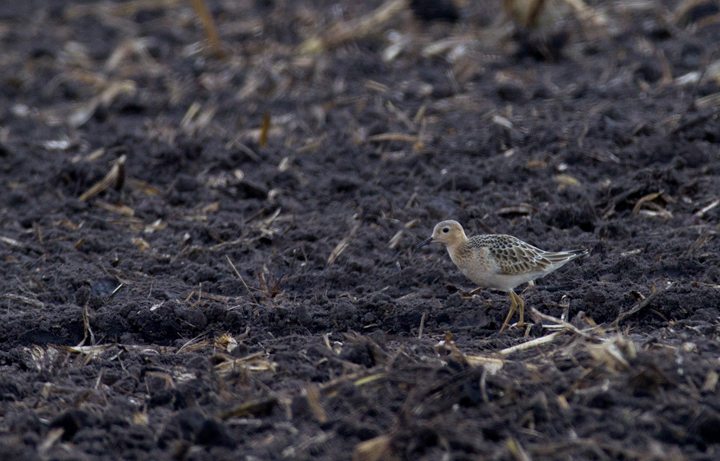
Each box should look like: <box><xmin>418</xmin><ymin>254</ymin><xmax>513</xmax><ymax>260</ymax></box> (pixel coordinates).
<box><xmin>500</xmin><ymin>321</ymin><xmax>534</xmax><ymax>334</ymax></box>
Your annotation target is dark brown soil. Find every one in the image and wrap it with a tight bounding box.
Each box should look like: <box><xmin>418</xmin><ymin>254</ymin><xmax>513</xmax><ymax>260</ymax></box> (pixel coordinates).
<box><xmin>1</xmin><ymin>0</ymin><xmax>720</xmax><ymax>459</ymax></box>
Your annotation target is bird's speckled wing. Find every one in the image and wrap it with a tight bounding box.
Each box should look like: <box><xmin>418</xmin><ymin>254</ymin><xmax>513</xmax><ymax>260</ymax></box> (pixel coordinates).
<box><xmin>468</xmin><ymin>235</ymin><xmax>552</xmax><ymax>275</ymax></box>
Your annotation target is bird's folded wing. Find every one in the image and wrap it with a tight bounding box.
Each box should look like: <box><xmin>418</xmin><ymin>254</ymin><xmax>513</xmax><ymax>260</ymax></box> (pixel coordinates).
<box><xmin>492</xmin><ymin>244</ymin><xmax>552</xmax><ymax>275</ymax></box>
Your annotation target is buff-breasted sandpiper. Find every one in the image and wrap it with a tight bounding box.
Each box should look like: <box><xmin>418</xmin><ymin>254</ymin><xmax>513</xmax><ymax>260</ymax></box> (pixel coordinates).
<box><xmin>417</xmin><ymin>220</ymin><xmax>587</xmax><ymax>331</ymax></box>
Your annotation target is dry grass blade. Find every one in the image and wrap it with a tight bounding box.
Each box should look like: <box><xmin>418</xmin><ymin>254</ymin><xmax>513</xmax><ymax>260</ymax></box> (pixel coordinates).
<box><xmin>214</xmin><ymin>353</ymin><xmax>276</xmax><ymax>378</ymax></box>
<box><xmin>38</xmin><ymin>428</ymin><xmax>65</xmax><ymax>458</ymax></box>
<box><xmin>388</xmin><ymin>219</ymin><xmax>420</xmax><ymax>249</ymax></box>
<box><xmin>385</xmin><ymin>101</ymin><xmax>415</xmax><ymax>131</ymax></box>
<box><xmin>499</xmin><ymin>331</ymin><xmax>565</xmax><ymax>356</ymax></box>
<box><xmin>4</xmin><ymin>293</ymin><xmax>44</xmax><ymax>308</ymax></box>
<box><xmin>506</xmin><ymin>437</ymin><xmax>532</xmax><ymax>461</ymax></box>
<box><xmin>180</xmin><ymin>338</ymin><xmax>212</xmax><ymax>353</ymax></box>
<box><xmin>259</xmin><ymin>110</ymin><xmax>271</xmax><ymax>148</ymax></box>
<box><xmin>0</xmin><ymin>236</ymin><xmax>24</xmax><ymax>248</ymax></box>
<box><xmin>587</xmin><ymin>335</ymin><xmax>636</xmax><ymax>372</ymax></box>
<box><xmin>258</xmin><ymin>271</ymin><xmax>283</xmax><ymax>300</ymax></box>
<box><xmin>492</xmin><ymin>114</ymin><xmax>513</xmax><ymax>129</ymax></box>
<box><xmin>675</xmin><ymin>0</ymin><xmax>720</xmax><ymax>27</ymax></box>
<box><xmin>215</xmin><ymin>333</ymin><xmax>239</xmax><ymax>353</ymax></box>
<box><xmin>328</xmin><ymin>217</ymin><xmax>361</xmax><ymax>264</ymax></box>
<box><xmin>226</xmin><ymin>137</ymin><xmax>260</xmax><ymax>161</ymax></box>
<box><xmin>404</xmin><ymin>219</ymin><xmax>419</xmax><ymax>229</ymax></box>
<box><xmin>178</xmin><ymin>332</ymin><xmax>213</xmax><ymax>353</ymax></box>
<box><xmin>465</xmin><ymin>355</ymin><xmax>504</xmax><ymax>372</ymax></box>
<box><xmin>562</xmin><ymin>0</ymin><xmax>607</xmax><ymax>26</ymax></box>
<box><xmin>530</xmin><ymin>0</ymin><xmax>549</xmax><ymax>28</ymax></box>
<box><xmin>144</xmin><ymin>219</ymin><xmax>168</xmax><ymax>234</ymax></box>
<box><xmin>353</xmin><ymin>435</ymin><xmax>396</xmax><ymax>461</ymax></box>
<box><xmin>300</xmin><ymin>0</ymin><xmax>408</xmax><ymax>54</ymax></box>
<box><xmin>220</xmin><ymin>397</ymin><xmax>278</xmax><ymax>419</ymax></box>
<box><xmin>637</xmin><ymin>207</ymin><xmax>673</xmax><ymax>218</ymax></box>
<box><xmin>554</xmin><ymin>174</ymin><xmax>580</xmax><ymax>187</ymax></box>
<box><xmin>95</xmin><ymin>199</ymin><xmax>134</xmax><ymax>216</ymax></box>
<box><xmin>85</xmin><ymin>148</ymin><xmax>106</xmax><ymax>162</ymax></box>
<box><xmin>505</xmin><ymin>0</ymin><xmax>548</xmax><ymax>28</ymax></box>
<box><xmin>365</xmin><ymin>80</ymin><xmax>389</xmax><ymax>93</ymax></box>
<box><xmin>34</xmin><ymin>223</ymin><xmax>44</xmax><ymax>246</ymax></box>
<box><xmin>183</xmin><ymin>104</ymin><xmax>218</xmax><ymax>136</ymax></box>
<box><xmin>529</xmin><ymin>306</ymin><xmax>598</xmax><ymax>340</ymax></box>
<box><xmin>105</xmin><ymin>38</ymin><xmax>158</xmax><ymax>73</ymax></box>
<box><xmin>632</xmin><ymin>191</ymin><xmax>663</xmax><ymax>216</ymax></box>
<box><xmin>228</xmin><ymin>351</ymin><xmax>266</xmax><ymax>363</ymax></box>
<box><xmin>693</xmin><ymin>281</ymin><xmax>720</xmax><ymax>289</ymax></box>
<box><xmin>193</xmin><ymin>293</ymin><xmax>235</xmax><ymax>305</ymax></box>
<box><xmin>434</xmin><ymin>334</ymin><xmax>504</xmax><ymax>371</ymax></box>
<box><xmin>226</xmin><ymin>255</ymin><xmax>259</xmax><ymax>305</ymax></box>
<box><xmin>78</xmin><ymin>306</ymin><xmax>96</xmax><ymax>347</ymax></box>
<box><xmin>365</xmin><ymin>133</ymin><xmax>419</xmax><ymax>143</ymax></box>
<box><xmin>70</xmin><ymin>81</ymin><xmax>136</xmax><ymax>128</ymax></box>
<box><xmin>315</xmin><ymin>368</ymin><xmax>383</xmax><ymax>397</ymax></box>
<box><xmin>695</xmin><ymin>198</ymin><xmax>720</xmax><ymax>218</ymax></box>
<box><xmin>702</xmin><ymin>370</ymin><xmax>719</xmax><ymax>392</ymax></box>
<box><xmin>685</xmin><ymin>229</ymin><xmax>714</xmax><ymax>257</ymax></box>
<box><xmin>57</xmin><ymin>344</ymin><xmax>113</xmax><ymax>354</ymax></box>
<box><xmin>695</xmin><ymin>92</ymin><xmax>720</xmax><ymax>109</ymax></box>
<box><xmin>417</xmin><ymin>312</ymin><xmax>425</xmax><ymax>338</ymax></box>
<box><xmin>132</xmin><ymin>237</ymin><xmax>150</xmax><ymax>250</ymax></box>
<box><xmin>133</xmin><ymin>411</ymin><xmax>149</xmax><ymax>426</ymax></box>
<box><xmin>388</xmin><ymin>229</ymin><xmax>404</xmax><ymax>249</ymax></box>
<box><xmin>354</xmin><ymin>374</ymin><xmax>387</xmax><ymax>387</ymax></box>
<box><xmin>79</xmin><ymin>155</ymin><xmax>127</xmax><ymax>202</ymax></box>
<box><xmin>504</xmin><ymin>0</ymin><xmax>559</xmax><ymax>30</ymax></box>
<box><xmin>617</xmin><ymin>282</ymin><xmax>673</xmax><ymax>323</ymax></box>
<box><xmin>190</xmin><ymin>0</ymin><xmax>225</xmax><ymax>58</ymax></box>
<box><xmin>422</xmin><ymin>37</ymin><xmax>478</xmax><ymax>58</ymax></box>
<box><xmin>496</xmin><ymin>204</ymin><xmax>536</xmax><ymax>216</ymax></box>
<box><xmin>65</xmin><ymin>0</ymin><xmax>181</xmax><ymax>18</ymax></box>
<box><xmin>181</xmin><ymin>102</ymin><xmax>202</xmax><ymax>128</ymax></box>
<box><xmin>305</xmin><ymin>384</ymin><xmax>327</xmax><ymax>423</ymax></box>
<box><xmin>128</xmin><ymin>179</ymin><xmax>162</xmax><ymax>195</ymax></box>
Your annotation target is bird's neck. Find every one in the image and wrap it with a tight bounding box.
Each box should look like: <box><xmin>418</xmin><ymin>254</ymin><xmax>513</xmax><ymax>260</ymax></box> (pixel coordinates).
<box><xmin>445</xmin><ymin>240</ymin><xmax>468</xmax><ymax>264</ymax></box>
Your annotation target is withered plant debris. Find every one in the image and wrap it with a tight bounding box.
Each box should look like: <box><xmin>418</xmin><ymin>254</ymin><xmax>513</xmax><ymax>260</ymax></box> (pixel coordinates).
<box><xmin>78</xmin><ymin>155</ymin><xmax>127</xmax><ymax>202</ymax></box>
<box><xmin>190</xmin><ymin>0</ymin><xmax>225</xmax><ymax>58</ymax></box>
<box><xmin>301</xmin><ymin>0</ymin><xmax>409</xmax><ymax>54</ymax></box>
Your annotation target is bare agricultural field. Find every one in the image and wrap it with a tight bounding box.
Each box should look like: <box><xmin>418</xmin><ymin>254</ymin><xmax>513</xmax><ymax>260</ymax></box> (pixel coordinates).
<box><xmin>1</xmin><ymin>0</ymin><xmax>720</xmax><ymax>459</ymax></box>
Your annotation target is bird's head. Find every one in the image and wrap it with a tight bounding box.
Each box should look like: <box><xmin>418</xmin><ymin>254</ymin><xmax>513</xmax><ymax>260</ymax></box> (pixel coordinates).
<box><xmin>417</xmin><ymin>220</ymin><xmax>467</xmax><ymax>249</ymax></box>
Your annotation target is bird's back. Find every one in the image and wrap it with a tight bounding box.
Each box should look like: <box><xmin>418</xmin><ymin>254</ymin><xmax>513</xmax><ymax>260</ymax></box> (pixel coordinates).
<box><xmin>463</xmin><ymin>234</ymin><xmax>586</xmax><ymax>278</ymax></box>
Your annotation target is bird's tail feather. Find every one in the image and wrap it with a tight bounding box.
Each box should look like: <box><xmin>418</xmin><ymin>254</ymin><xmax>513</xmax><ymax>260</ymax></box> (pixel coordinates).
<box><xmin>545</xmin><ymin>248</ymin><xmax>588</xmax><ymax>264</ymax></box>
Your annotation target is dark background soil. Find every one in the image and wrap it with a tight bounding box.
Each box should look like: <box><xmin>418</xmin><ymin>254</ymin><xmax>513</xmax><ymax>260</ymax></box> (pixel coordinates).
<box><xmin>1</xmin><ymin>0</ymin><xmax>720</xmax><ymax>459</ymax></box>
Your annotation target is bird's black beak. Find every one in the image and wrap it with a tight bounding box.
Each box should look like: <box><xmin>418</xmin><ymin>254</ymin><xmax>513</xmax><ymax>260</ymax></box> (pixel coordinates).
<box><xmin>416</xmin><ymin>237</ymin><xmax>433</xmax><ymax>249</ymax></box>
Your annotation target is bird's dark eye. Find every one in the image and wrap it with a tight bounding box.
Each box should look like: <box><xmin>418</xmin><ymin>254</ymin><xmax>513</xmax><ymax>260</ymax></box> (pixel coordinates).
<box><xmin>442</xmin><ymin>227</ymin><xmax>450</xmax><ymax>233</ymax></box>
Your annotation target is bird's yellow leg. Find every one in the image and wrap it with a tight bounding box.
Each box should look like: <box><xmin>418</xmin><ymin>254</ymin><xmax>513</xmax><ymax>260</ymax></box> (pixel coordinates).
<box><xmin>514</xmin><ymin>291</ymin><xmax>526</xmax><ymax>328</ymax></box>
<box><xmin>500</xmin><ymin>292</ymin><xmax>518</xmax><ymax>332</ymax></box>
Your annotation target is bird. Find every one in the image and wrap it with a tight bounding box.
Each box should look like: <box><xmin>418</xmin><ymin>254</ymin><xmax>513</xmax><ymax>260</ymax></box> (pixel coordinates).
<box><xmin>417</xmin><ymin>220</ymin><xmax>587</xmax><ymax>332</ymax></box>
